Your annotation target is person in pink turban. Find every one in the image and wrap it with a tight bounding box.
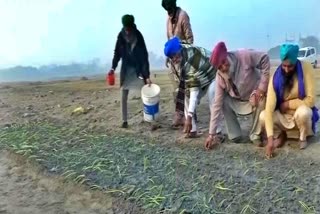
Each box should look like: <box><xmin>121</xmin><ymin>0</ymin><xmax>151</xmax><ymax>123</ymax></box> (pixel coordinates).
<box><xmin>210</xmin><ymin>42</ymin><xmax>228</xmax><ymax>69</ymax></box>
<box><xmin>205</xmin><ymin>42</ymin><xmax>271</xmax><ymax>150</ymax></box>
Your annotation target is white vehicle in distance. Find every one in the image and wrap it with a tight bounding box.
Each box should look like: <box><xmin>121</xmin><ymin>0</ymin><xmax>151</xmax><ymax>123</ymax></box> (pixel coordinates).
<box><xmin>298</xmin><ymin>47</ymin><xmax>317</xmax><ymax>68</ymax></box>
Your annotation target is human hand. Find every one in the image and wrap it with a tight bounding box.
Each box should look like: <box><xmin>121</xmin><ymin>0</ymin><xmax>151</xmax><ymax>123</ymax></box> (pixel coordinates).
<box><xmin>265</xmin><ymin>137</ymin><xmax>275</xmax><ymax>159</ymax></box>
<box><xmin>249</xmin><ymin>89</ymin><xmax>265</xmax><ymax>107</ymax></box>
<box><xmin>165</xmin><ymin>57</ymin><xmax>171</xmax><ymax>68</ymax></box>
<box><xmin>280</xmin><ymin>101</ymin><xmax>289</xmax><ymax>114</ymax></box>
<box><xmin>145</xmin><ymin>78</ymin><xmax>152</xmax><ymax>86</ymax></box>
<box><xmin>205</xmin><ymin>135</ymin><xmax>215</xmax><ymax>150</ymax></box>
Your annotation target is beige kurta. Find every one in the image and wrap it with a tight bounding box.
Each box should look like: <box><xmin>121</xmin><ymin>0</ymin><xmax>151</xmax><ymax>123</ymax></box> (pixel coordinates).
<box><xmin>167</xmin><ymin>7</ymin><xmax>194</xmax><ymax>95</ymax></box>
<box><xmin>260</xmin><ymin>105</ymin><xmax>313</xmax><ymax>140</ymax></box>
<box><xmin>166</xmin><ymin>7</ymin><xmax>193</xmax><ymax>44</ymax></box>
<box><xmin>262</xmin><ymin>61</ymin><xmax>316</xmax><ymax>140</ymax></box>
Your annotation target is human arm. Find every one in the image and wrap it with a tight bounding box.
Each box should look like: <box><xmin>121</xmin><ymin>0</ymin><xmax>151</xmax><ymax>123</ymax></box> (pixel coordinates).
<box><xmin>184</xmin><ymin>48</ymin><xmax>202</xmax><ymax>90</ymax></box>
<box><xmin>287</xmin><ymin>62</ymin><xmax>315</xmax><ymax>110</ymax></box>
<box><xmin>183</xmin><ymin>88</ymin><xmax>199</xmax><ymax>134</ymax></box>
<box><xmin>188</xmin><ymin>89</ymin><xmax>199</xmax><ymax>114</ymax></box>
<box><xmin>180</xmin><ymin>12</ymin><xmax>193</xmax><ymax>44</ymax></box>
<box><xmin>264</xmin><ymin>72</ymin><xmax>277</xmax><ymax>138</ymax></box>
<box><xmin>183</xmin><ymin>48</ymin><xmax>212</xmax><ymax>113</ymax></box>
<box><xmin>261</xmin><ymin>74</ymin><xmax>277</xmax><ymax>158</ymax></box>
<box><xmin>166</xmin><ymin>18</ymin><xmax>170</xmax><ymax>40</ymax></box>
<box><xmin>182</xmin><ymin>51</ymin><xmax>199</xmax><ymax>134</ymax></box>
<box><xmin>111</xmin><ymin>33</ymin><xmax>122</xmax><ymax>71</ymax></box>
<box><xmin>138</xmin><ymin>30</ymin><xmax>151</xmax><ymax>84</ymax></box>
<box><xmin>251</xmin><ymin>51</ymin><xmax>270</xmax><ymax>94</ymax></box>
<box><xmin>209</xmin><ymin>76</ymin><xmax>225</xmax><ymax>135</ymax></box>
<box><xmin>264</xmin><ymin>72</ymin><xmax>277</xmax><ymax>158</ymax></box>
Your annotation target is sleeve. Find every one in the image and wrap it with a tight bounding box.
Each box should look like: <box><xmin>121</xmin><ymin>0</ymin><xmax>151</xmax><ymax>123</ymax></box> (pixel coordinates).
<box><xmin>288</xmin><ymin>62</ymin><xmax>315</xmax><ymax>109</ymax></box>
<box><xmin>184</xmin><ymin>49</ymin><xmax>201</xmax><ymax>90</ymax></box>
<box><xmin>181</xmin><ymin>12</ymin><xmax>194</xmax><ymax>44</ymax></box>
<box><xmin>111</xmin><ymin>33</ymin><xmax>122</xmax><ymax>70</ymax></box>
<box><xmin>188</xmin><ymin>89</ymin><xmax>199</xmax><ymax>113</ymax></box>
<box><xmin>138</xmin><ymin>31</ymin><xmax>150</xmax><ymax>79</ymax></box>
<box><xmin>209</xmin><ymin>76</ymin><xmax>225</xmax><ymax>134</ymax></box>
<box><xmin>166</xmin><ymin>18</ymin><xmax>170</xmax><ymax>40</ymax></box>
<box><xmin>264</xmin><ymin>72</ymin><xmax>277</xmax><ymax>137</ymax></box>
<box><xmin>251</xmin><ymin>51</ymin><xmax>270</xmax><ymax>93</ymax></box>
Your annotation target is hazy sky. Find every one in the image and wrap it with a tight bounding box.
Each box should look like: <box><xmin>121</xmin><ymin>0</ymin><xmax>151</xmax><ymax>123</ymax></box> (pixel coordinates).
<box><xmin>0</xmin><ymin>0</ymin><xmax>319</xmax><ymax>68</ymax></box>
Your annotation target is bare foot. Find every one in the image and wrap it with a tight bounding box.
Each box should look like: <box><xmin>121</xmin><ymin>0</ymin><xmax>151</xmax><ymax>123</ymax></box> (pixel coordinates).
<box><xmin>171</xmin><ymin>116</ymin><xmax>184</xmax><ymax>129</ymax></box>
<box><xmin>299</xmin><ymin>140</ymin><xmax>308</xmax><ymax>150</ymax></box>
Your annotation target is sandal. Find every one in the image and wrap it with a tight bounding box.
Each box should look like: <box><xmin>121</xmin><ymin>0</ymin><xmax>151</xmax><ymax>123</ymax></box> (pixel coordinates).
<box><xmin>185</xmin><ymin>131</ymin><xmax>203</xmax><ymax>139</ymax></box>
<box><xmin>231</xmin><ymin>136</ymin><xmax>243</xmax><ymax>144</ymax></box>
<box><xmin>215</xmin><ymin>132</ymin><xmax>226</xmax><ymax>144</ymax></box>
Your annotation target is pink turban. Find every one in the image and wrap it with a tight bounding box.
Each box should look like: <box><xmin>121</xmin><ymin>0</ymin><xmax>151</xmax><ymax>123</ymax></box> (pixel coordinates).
<box><xmin>210</xmin><ymin>42</ymin><xmax>228</xmax><ymax>68</ymax></box>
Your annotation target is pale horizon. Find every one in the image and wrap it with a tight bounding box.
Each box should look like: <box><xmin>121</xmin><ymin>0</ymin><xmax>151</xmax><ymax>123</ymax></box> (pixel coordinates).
<box><xmin>0</xmin><ymin>0</ymin><xmax>319</xmax><ymax>69</ymax></box>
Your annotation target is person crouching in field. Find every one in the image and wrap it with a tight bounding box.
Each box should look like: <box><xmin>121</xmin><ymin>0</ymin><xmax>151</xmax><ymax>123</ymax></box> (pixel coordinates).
<box><xmin>205</xmin><ymin>42</ymin><xmax>270</xmax><ymax>149</ymax></box>
<box><xmin>260</xmin><ymin>44</ymin><xmax>319</xmax><ymax>158</ymax></box>
<box><xmin>108</xmin><ymin>14</ymin><xmax>152</xmax><ymax>128</ymax></box>
<box><xmin>163</xmin><ymin>37</ymin><xmax>223</xmax><ymax>138</ymax></box>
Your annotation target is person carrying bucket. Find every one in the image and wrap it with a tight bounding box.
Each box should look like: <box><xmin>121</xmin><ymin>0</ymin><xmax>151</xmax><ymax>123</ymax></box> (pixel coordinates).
<box><xmin>108</xmin><ymin>14</ymin><xmax>152</xmax><ymax>128</ymax></box>
<box><xmin>163</xmin><ymin>36</ymin><xmax>223</xmax><ymax>138</ymax></box>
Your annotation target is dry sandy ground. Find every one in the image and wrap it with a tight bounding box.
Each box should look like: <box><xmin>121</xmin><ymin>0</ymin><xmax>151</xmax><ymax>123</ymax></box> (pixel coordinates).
<box><xmin>0</xmin><ymin>76</ymin><xmax>166</xmax><ymax>214</ymax></box>
<box><xmin>1</xmin><ymin>70</ymin><xmax>320</xmax><ymax>213</ymax></box>
<box><xmin>0</xmin><ymin>149</ymin><xmax>147</xmax><ymax>214</ymax></box>
<box><xmin>0</xmin><ymin>151</ymin><xmax>114</xmax><ymax>214</ymax></box>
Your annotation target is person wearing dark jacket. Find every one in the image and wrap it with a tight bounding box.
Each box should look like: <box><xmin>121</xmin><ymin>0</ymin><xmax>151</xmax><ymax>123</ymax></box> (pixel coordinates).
<box><xmin>108</xmin><ymin>14</ymin><xmax>152</xmax><ymax>128</ymax></box>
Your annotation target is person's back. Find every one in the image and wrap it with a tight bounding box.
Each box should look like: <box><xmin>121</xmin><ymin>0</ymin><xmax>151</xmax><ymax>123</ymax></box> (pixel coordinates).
<box><xmin>227</xmin><ymin>49</ymin><xmax>270</xmax><ymax>101</ymax></box>
<box><xmin>162</xmin><ymin>0</ymin><xmax>193</xmax><ymax>44</ymax></box>
<box><xmin>166</xmin><ymin>7</ymin><xmax>193</xmax><ymax>43</ymax></box>
<box><xmin>164</xmin><ymin>37</ymin><xmax>219</xmax><ymax>137</ymax></box>
<box><xmin>180</xmin><ymin>44</ymin><xmax>216</xmax><ymax>90</ymax></box>
<box><xmin>206</xmin><ymin>42</ymin><xmax>270</xmax><ymax>148</ymax></box>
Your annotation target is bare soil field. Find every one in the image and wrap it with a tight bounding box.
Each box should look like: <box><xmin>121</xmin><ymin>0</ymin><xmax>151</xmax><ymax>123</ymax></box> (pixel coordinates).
<box><xmin>1</xmin><ymin>69</ymin><xmax>320</xmax><ymax>213</ymax></box>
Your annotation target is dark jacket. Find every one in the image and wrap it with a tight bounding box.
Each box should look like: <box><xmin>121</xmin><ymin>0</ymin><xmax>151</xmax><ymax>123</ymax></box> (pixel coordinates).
<box><xmin>111</xmin><ymin>27</ymin><xmax>150</xmax><ymax>86</ymax></box>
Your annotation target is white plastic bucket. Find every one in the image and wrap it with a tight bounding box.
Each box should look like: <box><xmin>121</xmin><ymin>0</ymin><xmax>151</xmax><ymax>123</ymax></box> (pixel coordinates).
<box><xmin>141</xmin><ymin>84</ymin><xmax>161</xmax><ymax>122</ymax></box>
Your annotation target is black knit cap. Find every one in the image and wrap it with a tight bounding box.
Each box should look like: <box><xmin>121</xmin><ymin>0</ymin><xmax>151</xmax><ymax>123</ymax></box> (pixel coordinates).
<box><xmin>161</xmin><ymin>0</ymin><xmax>177</xmax><ymax>10</ymax></box>
<box><xmin>122</xmin><ymin>14</ymin><xmax>135</xmax><ymax>28</ymax></box>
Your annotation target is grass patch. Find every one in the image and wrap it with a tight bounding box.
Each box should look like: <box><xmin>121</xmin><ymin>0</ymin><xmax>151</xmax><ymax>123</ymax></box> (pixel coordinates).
<box><xmin>0</xmin><ymin>123</ymin><xmax>320</xmax><ymax>213</ymax></box>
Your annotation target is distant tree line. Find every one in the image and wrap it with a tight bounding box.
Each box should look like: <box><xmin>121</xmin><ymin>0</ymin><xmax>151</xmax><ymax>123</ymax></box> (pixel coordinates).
<box><xmin>0</xmin><ymin>52</ymin><xmax>166</xmax><ymax>82</ymax></box>
<box><xmin>0</xmin><ymin>59</ymin><xmax>107</xmax><ymax>82</ymax></box>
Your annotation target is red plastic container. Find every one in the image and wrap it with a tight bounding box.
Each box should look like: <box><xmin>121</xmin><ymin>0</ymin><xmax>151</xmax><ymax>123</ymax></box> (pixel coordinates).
<box><xmin>107</xmin><ymin>73</ymin><xmax>115</xmax><ymax>86</ymax></box>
